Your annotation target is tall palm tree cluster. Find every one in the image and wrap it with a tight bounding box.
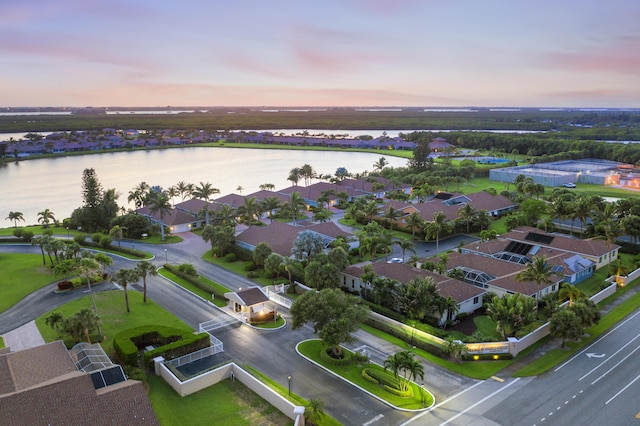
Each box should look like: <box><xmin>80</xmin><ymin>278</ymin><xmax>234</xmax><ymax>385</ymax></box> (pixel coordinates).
<box><xmin>365</xmin><ymin>272</ymin><xmax>459</xmax><ymax>328</ymax></box>
<box><xmin>504</xmin><ymin>187</ymin><xmax>640</xmax><ymax>247</ymax></box>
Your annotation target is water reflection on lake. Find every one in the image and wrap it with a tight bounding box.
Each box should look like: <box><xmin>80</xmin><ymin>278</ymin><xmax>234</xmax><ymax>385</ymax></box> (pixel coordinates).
<box><xmin>1</xmin><ymin>147</ymin><xmax>407</xmax><ymax>225</ymax></box>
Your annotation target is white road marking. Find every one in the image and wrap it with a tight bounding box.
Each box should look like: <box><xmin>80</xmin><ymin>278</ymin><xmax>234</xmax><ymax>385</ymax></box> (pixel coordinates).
<box><xmin>555</xmin><ymin>309</ymin><xmax>640</xmax><ymax>372</ymax></box>
<box><xmin>436</xmin><ymin>379</ymin><xmax>522</xmax><ymax>426</ymax></box>
<box><xmin>605</xmin><ymin>372</ymin><xmax>640</xmax><ymax>405</ymax></box>
<box><xmin>363</xmin><ymin>414</ymin><xmax>384</xmax><ymax>425</ymax></box>
<box><xmin>399</xmin><ymin>380</ymin><xmax>485</xmax><ymax>425</ymax></box>
<box><xmin>578</xmin><ymin>332</ymin><xmax>640</xmax><ymax>381</ymax></box>
<box><xmin>591</xmin><ymin>343</ymin><xmax>640</xmax><ymax>385</ymax></box>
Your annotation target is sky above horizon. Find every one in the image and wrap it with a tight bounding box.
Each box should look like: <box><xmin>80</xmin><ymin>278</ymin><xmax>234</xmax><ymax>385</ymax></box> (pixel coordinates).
<box><xmin>2</xmin><ymin>0</ymin><xmax>639</xmax><ymax>108</ymax></box>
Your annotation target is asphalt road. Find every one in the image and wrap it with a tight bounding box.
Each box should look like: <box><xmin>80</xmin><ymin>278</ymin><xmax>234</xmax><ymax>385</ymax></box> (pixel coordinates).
<box><xmin>9</xmin><ymin>233</ymin><xmax>637</xmax><ymax>426</ymax></box>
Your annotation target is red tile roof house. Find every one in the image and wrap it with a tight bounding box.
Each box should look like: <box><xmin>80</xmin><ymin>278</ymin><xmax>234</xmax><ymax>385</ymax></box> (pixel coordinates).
<box><xmin>499</xmin><ymin>226</ymin><xmax>619</xmax><ymax>270</ymax></box>
<box><xmin>441</xmin><ymin>251</ymin><xmax>566</xmax><ymax>299</ymax></box>
<box><xmin>341</xmin><ymin>262</ymin><xmax>485</xmax><ymax>325</ymax></box>
<box><xmin>0</xmin><ymin>341</ymin><xmax>158</xmax><ymax>425</ymax></box>
<box><xmin>136</xmin><ymin>206</ymin><xmax>198</xmax><ymax>234</ymax></box>
<box><xmin>236</xmin><ymin>221</ymin><xmax>353</xmax><ymax>258</ymax></box>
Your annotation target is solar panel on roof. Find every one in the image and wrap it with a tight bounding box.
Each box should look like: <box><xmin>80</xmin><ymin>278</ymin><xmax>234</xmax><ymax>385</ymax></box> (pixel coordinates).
<box><xmin>524</xmin><ymin>232</ymin><xmax>554</xmax><ymax>245</ymax></box>
<box><xmin>89</xmin><ymin>365</ymin><xmax>126</xmax><ymax>390</ymax></box>
<box><xmin>552</xmin><ymin>265</ymin><xmax>564</xmax><ymax>273</ymax></box>
<box><xmin>505</xmin><ymin>241</ymin><xmax>533</xmax><ymax>255</ymax></box>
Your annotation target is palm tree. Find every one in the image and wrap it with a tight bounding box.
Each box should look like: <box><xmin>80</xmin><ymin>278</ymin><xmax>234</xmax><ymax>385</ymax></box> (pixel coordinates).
<box><xmin>215</xmin><ymin>204</ymin><xmax>237</xmax><ymax>227</ymax></box>
<box><xmin>135</xmin><ymin>261</ymin><xmax>157</xmax><ymax>303</ymax></box>
<box><xmin>300</xmin><ymin>164</ymin><xmax>316</xmax><ymax>186</ymax></box>
<box><xmin>457</xmin><ymin>203</ymin><xmax>478</xmax><ymax>234</ymax></box>
<box><xmin>288</xmin><ymin>167</ymin><xmax>302</xmax><ymax>185</ymax></box>
<box><xmin>373</xmin><ymin>156</ymin><xmax>388</xmax><ymax>172</ymax></box>
<box><xmin>515</xmin><ymin>256</ymin><xmax>561</xmax><ymax>297</ymax></box>
<box><xmin>596</xmin><ymin>203</ymin><xmax>622</xmax><ymax>264</ymax></box>
<box><xmin>305</xmin><ymin>399</ymin><xmax>325</xmax><ymax>426</ymax></box>
<box><xmin>70</xmin><ymin>308</ymin><xmax>100</xmax><ymax>343</ymax></box>
<box><xmin>128</xmin><ymin>181</ymin><xmax>150</xmax><ymax>208</ymax></box>
<box><xmin>237</xmin><ymin>196</ymin><xmax>260</xmax><ymax>225</ymax></box>
<box><xmin>424</xmin><ymin>211</ymin><xmax>451</xmax><ymax>254</ymax></box>
<box><xmin>109</xmin><ymin>225</ymin><xmax>126</xmax><ymax>250</ymax></box>
<box><xmin>102</xmin><ymin>187</ymin><xmax>121</xmax><ymax>218</ymax></box>
<box><xmin>175</xmin><ymin>180</ymin><xmax>194</xmax><ymax>201</ymax></box>
<box><xmin>404</xmin><ymin>212</ymin><xmax>424</xmax><ymax>238</ymax></box>
<box><xmin>37</xmin><ymin>208</ymin><xmax>56</xmax><ymax>228</ymax></box>
<box><xmin>384</xmin><ymin>206</ymin><xmax>401</xmax><ymax>231</ymax></box>
<box><xmin>5</xmin><ymin>211</ymin><xmax>25</xmax><ymax>228</ymax></box>
<box><xmin>261</xmin><ymin>196</ymin><xmax>281</xmax><ymax>223</ymax></box>
<box><xmin>393</xmin><ymin>239</ymin><xmax>416</xmax><ymax>263</ymax></box>
<box><xmin>115</xmin><ymin>268</ymin><xmax>140</xmax><ymax>313</ymax></box>
<box><xmin>437</xmin><ymin>296</ymin><xmax>459</xmax><ymax>328</ymax></box>
<box><xmin>558</xmin><ymin>282</ymin><xmax>583</xmax><ymax>306</ymax></box>
<box><xmin>192</xmin><ymin>181</ymin><xmax>220</xmax><ymax>225</ymax></box>
<box><xmin>286</xmin><ymin>192</ymin><xmax>306</xmax><ymax>225</ymax></box>
<box><xmin>384</xmin><ymin>351</ymin><xmax>424</xmax><ymax>392</ymax></box>
<box><xmin>259</xmin><ymin>183</ymin><xmax>276</xmax><ymax>191</ymax></box>
<box><xmin>146</xmin><ymin>190</ymin><xmax>172</xmax><ymax>241</ymax></box>
<box><xmin>45</xmin><ymin>311</ymin><xmax>65</xmax><ymax>336</ymax></box>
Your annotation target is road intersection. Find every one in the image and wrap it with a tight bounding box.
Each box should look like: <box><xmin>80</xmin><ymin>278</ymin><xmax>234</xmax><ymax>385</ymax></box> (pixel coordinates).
<box><xmin>2</xmin><ymin>236</ymin><xmax>640</xmax><ymax>425</ymax></box>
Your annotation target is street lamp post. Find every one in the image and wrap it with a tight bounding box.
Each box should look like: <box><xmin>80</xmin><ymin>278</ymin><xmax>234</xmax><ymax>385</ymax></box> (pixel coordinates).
<box><xmin>287</xmin><ymin>375</ymin><xmax>292</xmax><ymax>396</ymax></box>
<box><xmin>66</xmin><ymin>227</ymin><xmax>69</xmax><ymax>239</ymax></box>
<box><xmin>164</xmin><ymin>249</ymin><xmax>168</xmax><ymax>264</ymax></box>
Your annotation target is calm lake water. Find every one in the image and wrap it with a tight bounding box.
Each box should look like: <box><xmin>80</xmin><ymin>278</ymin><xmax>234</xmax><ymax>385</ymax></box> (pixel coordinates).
<box><xmin>1</xmin><ymin>147</ymin><xmax>407</xmax><ymax>225</ymax></box>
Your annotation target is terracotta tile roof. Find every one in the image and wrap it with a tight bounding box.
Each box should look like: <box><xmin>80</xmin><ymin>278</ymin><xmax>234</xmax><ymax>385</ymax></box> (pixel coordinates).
<box><xmin>213</xmin><ymin>193</ymin><xmax>246</xmax><ymax>207</ymax></box>
<box><xmin>136</xmin><ymin>206</ymin><xmax>197</xmax><ymax>226</ymax></box>
<box><xmin>503</xmin><ymin>226</ymin><xmax>619</xmax><ymax>257</ymax></box>
<box><xmin>0</xmin><ymin>342</ymin><xmax>159</xmax><ymax>425</ymax></box>
<box><xmin>236</xmin><ymin>221</ymin><xmax>351</xmax><ymax>257</ymax></box>
<box><xmin>346</xmin><ymin>262</ymin><xmax>484</xmax><ymax>303</ymax></box>
<box><xmin>447</xmin><ymin>252</ymin><xmax>524</xmax><ymax>278</ymax></box>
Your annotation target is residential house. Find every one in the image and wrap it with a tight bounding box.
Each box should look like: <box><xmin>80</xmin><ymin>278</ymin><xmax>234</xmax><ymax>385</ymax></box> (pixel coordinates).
<box><xmin>341</xmin><ymin>262</ymin><xmax>485</xmax><ymax>325</ymax></box>
<box><xmin>0</xmin><ymin>341</ymin><xmax>158</xmax><ymax>425</ymax></box>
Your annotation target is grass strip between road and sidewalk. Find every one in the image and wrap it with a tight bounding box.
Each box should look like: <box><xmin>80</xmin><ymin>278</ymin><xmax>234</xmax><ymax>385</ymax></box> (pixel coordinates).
<box><xmin>244</xmin><ymin>365</ymin><xmax>343</xmax><ymax>426</ymax></box>
<box><xmin>514</xmin><ymin>282</ymin><xmax>640</xmax><ymax>377</ymax></box>
<box><xmin>158</xmin><ymin>267</ymin><xmax>229</xmax><ymax>307</ymax></box>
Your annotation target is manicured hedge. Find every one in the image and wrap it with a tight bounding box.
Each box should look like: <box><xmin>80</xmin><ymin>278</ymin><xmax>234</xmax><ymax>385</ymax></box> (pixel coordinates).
<box><xmin>362</xmin><ymin>368</ymin><xmax>413</xmax><ymax>398</ymax></box>
<box><xmin>113</xmin><ymin>325</ymin><xmax>210</xmax><ymax>368</ymax></box>
<box><xmin>319</xmin><ymin>346</ymin><xmax>352</xmax><ymax>366</ymax></box>
<box><xmin>363</xmin><ymin>317</ymin><xmax>447</xmax><ymax>358</ymax></box>
<box><xmin>163</xmin><ymin>264</ymin><xmax>229</xmax><ymax>302</ymax></box>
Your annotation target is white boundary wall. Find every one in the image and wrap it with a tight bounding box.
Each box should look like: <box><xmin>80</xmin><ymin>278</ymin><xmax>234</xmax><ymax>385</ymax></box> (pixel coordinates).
<box><xmin>155</xmin><ymin>358</ymin><xmax>305</xmax><ymax>424</ymax></box>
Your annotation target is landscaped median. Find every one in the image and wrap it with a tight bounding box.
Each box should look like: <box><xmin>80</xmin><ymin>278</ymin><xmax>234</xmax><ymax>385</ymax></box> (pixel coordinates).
<box><xmin>296</xmin><ymin>339</ymin><xmax>434</xmax><ymax>411</ymax></box>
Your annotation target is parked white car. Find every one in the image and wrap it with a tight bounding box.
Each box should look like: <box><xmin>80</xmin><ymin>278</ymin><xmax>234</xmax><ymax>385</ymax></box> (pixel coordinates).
<box><xmin>387</xmin><ymin>258</ymin><xmax>403</xmax><ymax>264</ymax></box>
<box><xmin>562</xmin><ymin>182</ymin><xmax>576</xmax><ymax>188</ymax></box>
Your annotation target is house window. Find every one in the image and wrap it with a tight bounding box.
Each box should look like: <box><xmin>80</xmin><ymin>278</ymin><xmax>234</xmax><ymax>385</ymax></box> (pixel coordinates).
<box><xmin>473</xmin><ymin>296</ymin><xmax>479</xmax><ymax>304</ymax></box>
<box><xmin>552</xmin><ymin>284</ymin><xmax>556</xmax><ymax>291</ymax></box>
<box><xmin>343</xmin><ymin>276</ymin><xmax>346</xmax><ymax>285</ymax></box>
<box><xmin>351</xmin><ymin>279</ymin><xmax>355</xmax><ymax>289</ymax></box>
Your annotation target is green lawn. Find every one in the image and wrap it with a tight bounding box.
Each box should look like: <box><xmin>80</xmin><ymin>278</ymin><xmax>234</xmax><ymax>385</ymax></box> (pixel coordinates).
<box><xmin>36</xmin><ymin>290</ymin><xmax>192</xmax><ymax>357</ymax></box>
<box><xmin>0</xmin><ymin>253</ymin><xmax>55</xmax><ymax>313</ymax></box>
<box><xmin>360</xmin><ymin>323</ymin><xmax>512</xmax><ymax>380</ymax></box>
<box><xmin>514</xmin><ymin>278</ymin><xmax>640</xmax><ymax>377</ymax></box>
<box><xmin>148</xmin><ymin>374</ymin><xmax>293</xmax><ymax>426</ymax></box>
<box><xmin>158</xmin><ymin>268</ymin><xmax>230</xmax><ymax>307</ymax></box>
<box><xmin>298</xmin><ymin>339</ymin><xmax>432</xmax><ymax>410</ymax></box>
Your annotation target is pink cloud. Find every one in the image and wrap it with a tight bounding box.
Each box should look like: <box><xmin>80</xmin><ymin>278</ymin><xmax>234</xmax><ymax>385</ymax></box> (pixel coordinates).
<box><xmin>544</xmin><ymin>36</ymin><xmax>640</xmax><ymax>75</ymax></box>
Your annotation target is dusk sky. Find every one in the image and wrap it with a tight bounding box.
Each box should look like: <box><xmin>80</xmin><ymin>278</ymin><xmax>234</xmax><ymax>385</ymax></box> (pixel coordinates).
<box><xmin>2</xmin><ymin>0</ymin><xmax>639</xmax><ymax>108</ymax></box>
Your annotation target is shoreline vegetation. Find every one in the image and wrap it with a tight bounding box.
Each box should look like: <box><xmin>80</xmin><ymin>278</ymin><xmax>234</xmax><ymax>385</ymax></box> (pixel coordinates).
<box><xmin>2</xmin><ymin>108</ymin><xmax>639</xmax><ymax>166</ymax></box>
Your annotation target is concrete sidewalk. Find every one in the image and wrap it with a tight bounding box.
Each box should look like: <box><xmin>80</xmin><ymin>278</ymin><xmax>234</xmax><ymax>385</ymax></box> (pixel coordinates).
<box><xmin>2</xmin><ymin>321</ymin><xmax>45</xmax><ymax>352</ymax></box>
